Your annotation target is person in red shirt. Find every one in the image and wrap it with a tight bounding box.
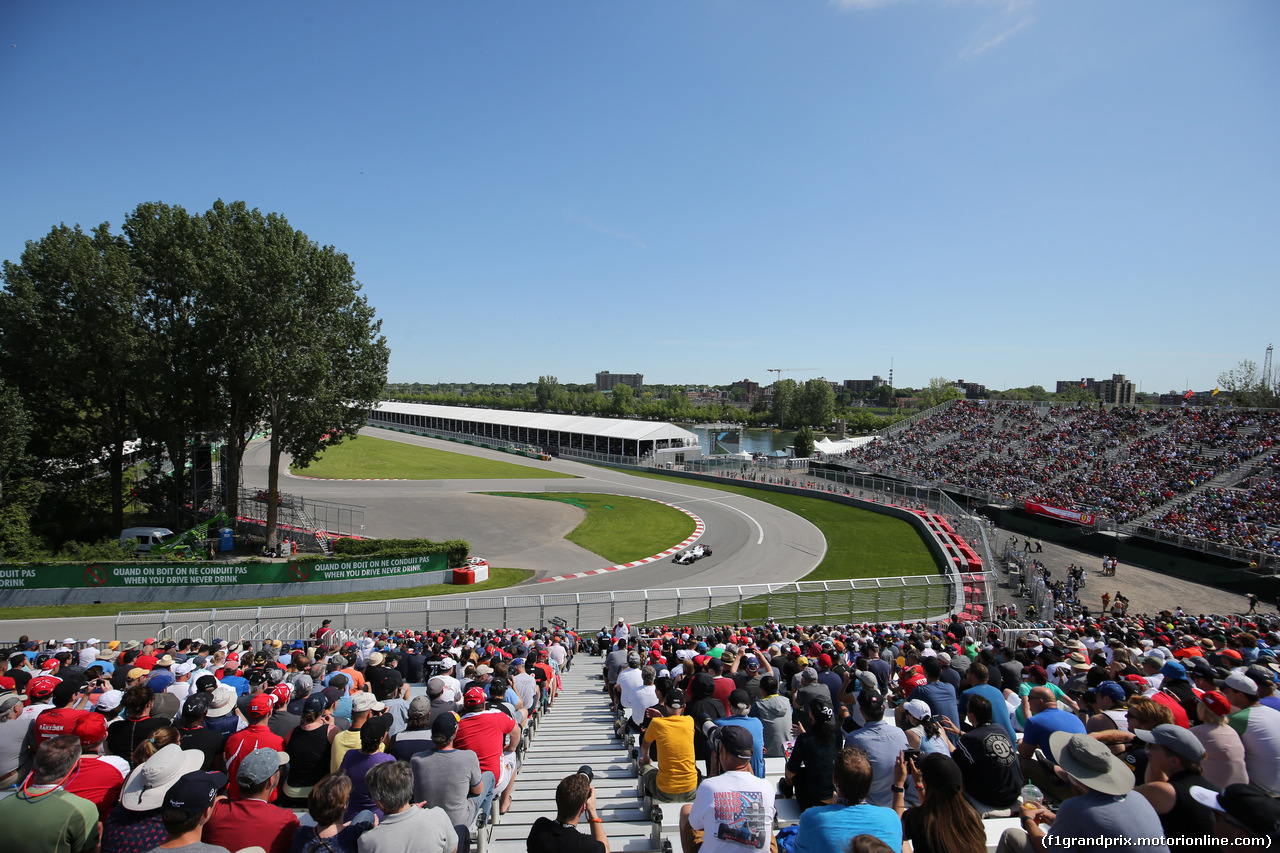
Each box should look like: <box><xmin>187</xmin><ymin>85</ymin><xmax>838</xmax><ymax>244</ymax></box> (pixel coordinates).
<box><xmin>63</xmin><ymin>712</ymin><xmax>128</xmax><ymax>821</ymax></box>
<box><xmin>224</xmin><ymin>693</ymin><xmax>285</xmax><ymax>799</ymax></box>
<box><xmin>32</xmin><ymin>681</ymin><xmax>92</xmax><ymax>748</ymax></box>
<box><xmin>455</xmin><ymin>686</ymin><xmax>521</xmax><ymax>815</ymax></box>
<box><xmin>203</xmin><ymin>747</ymin><xmax>298</xmax><ymax>853</ymax></box>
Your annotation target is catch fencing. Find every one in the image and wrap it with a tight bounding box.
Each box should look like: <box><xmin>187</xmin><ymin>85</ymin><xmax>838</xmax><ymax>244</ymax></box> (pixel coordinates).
<box><xmin>113</xmin><ymin>572</ymin><xmax>995</xmax><ymax>642</ymax></box>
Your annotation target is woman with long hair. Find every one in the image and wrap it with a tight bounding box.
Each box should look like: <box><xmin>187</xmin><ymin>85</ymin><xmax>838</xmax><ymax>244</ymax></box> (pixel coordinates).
<box><xmin>900</xmin><ymin>699</ymin><xmax>951</xmax><ymax>756</ymax></box>
<box><xmin>288</xmin><ymin>774</ymin><xmax>376</xmax><ymax>853</ymax></box>
<box><xmin>783</xmin><ymin>697</ymin><xmax>840</xmax><ymax>811</ymax></box>
<box><xmin>894</xmin><ymin>752</ymin><xmax>985</xmax><ymax>853</ymax></box>
<box><xmin>129</xmin><ymin>725</ymin><xmax>180</xmax><ymax>768</ymax></box>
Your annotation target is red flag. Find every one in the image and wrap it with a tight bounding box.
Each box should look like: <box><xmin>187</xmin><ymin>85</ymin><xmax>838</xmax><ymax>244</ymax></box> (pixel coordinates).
<box><xmin>1184</xmin><ymin>390</ymin><xmax>1194</xmax><ymax>399</ymax></box>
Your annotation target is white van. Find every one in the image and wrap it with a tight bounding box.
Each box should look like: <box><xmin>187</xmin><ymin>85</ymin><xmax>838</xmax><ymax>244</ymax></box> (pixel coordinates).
<box><xmin>120</xmin><ymin>527</ymin><xmax>174</xmax><ymax>554</ymax></box>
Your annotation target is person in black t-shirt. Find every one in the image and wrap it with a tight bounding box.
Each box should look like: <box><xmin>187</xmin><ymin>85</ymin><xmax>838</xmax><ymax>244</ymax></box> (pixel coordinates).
<box><xmin>526</xmin><ymin>771</ymin><xmax>607</xmax><ymax>853</ymax></box>
<box><xmin>176</xmin><ymin>692</ymin><xmax>225</xmax><ymax>771</ymax></box>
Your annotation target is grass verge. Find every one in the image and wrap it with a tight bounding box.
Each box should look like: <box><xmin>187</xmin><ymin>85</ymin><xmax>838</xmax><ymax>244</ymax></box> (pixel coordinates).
<box><xmin>0</xmin><ymin>568</ymin><xmax>534</xmax><ymax>621</ymax></box>
<box><xmin>482</xmin><ymin>493</ymin><xmax>695</xmax><ymax>565</ymax></box>
<box><xmin>292</xmin><ymin>435</ymin><xmax>575</xmax><ymax>480</ymax></box>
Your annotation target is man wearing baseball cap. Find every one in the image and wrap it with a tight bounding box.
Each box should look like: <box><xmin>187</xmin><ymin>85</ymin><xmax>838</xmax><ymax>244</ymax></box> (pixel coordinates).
<box><xmin>223</xmin><ymin>692</ymin><xmax>286</xmax><ymax>800</ymax></box>
<box><xmin>640</xmin><ymin>689</ymin><xmax>699</xmax><ymax>805</ymax></box>
<box><xmin>1132</xmin><ymin>724</ymin><xmax>1219</xmax><ymax>842</ymax></box>
<box><xmin>153</xmin><ymin>769</ymin><xmax>229</xmax><ymax>850</ymax></box>
<box><xmin>712</xmin><ymin>689</ymin><xmax>765</xmax><ymax>778</ymax></box>
<box><xmin>1219</xmin><ymin>669</ymin><xmax>1280</xmax><ymax>795</ymax></box>
<box><xmin>455</xmin><ymin>684</ymin><xmax>520</xmax><ymax>817</ymax></box>
<box><xmin>411</xmin><ymin>712</ymin><xmax>491</xmax><ymax>850</ymax></box>
<box><xmin>62</xmin><ymin>713</ymin><xmax>128</xmax><ymax>822</ymax></box>
<box><xmin>331</xmin><ymin>690</ymin><xmax>386</xmax><ymax>774</ymax></box>
<box><xmin>680</xmin><ymin>725</ymin><xmax>775</xmax><ymax>853</ymax></box>
<box><xmin>205</xmin><ymin>747</ymin><xmax>298</xmax><ymax>853</ymax></box>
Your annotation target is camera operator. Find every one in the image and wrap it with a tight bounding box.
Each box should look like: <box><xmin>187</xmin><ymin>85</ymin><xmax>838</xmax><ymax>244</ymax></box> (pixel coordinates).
<box><xmin>527</xmin><ymin>768</ymin><xmax>609</xmax><ymax>853</ymax></box>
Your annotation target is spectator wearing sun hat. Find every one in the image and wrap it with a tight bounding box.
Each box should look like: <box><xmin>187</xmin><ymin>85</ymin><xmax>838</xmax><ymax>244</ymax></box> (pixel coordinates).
<box><xmin>997</xmin><ymin>732</ymin><xmax>1169</xmax><ymax>853</ymax></box>
<box><xmin>1189</xmin><ymin>783</ymin><xmax>1280</xmax><ymax>846</ymax></box>
<box><xmin>1189</xmin><ymin>689</ymin><xmax>1248</xmax><ymax>788</ymax></box>
<box><xmin>204</xmin><ymin>747</ymin><xmax>298</xmax><ymax>853</ymax></box>
<box><xmin>224</xmin><ymin>692</ymin><xmax>286</xmax><ymax>801</ymax></box>
<box><xmin>104</xmin><ymin>742</ymin><xmax>205</xmax><ymax>852</ymax></box>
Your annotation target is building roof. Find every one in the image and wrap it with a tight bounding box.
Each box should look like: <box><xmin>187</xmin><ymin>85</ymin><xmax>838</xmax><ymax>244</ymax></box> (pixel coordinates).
<box><xmin>374</xmin><ymin>401</ymin><xmax>699</xmax><ymax>444</ymax></box>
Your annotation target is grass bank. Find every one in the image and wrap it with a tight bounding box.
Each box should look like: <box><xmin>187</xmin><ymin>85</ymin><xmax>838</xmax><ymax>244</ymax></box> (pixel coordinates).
<box><xmin>293</xmin><ymin>434</ymin><xmax>575</xmax><ymax>480</ymax></box>
<box><xmin>483</xmin><ymin>492</ymin><xmax>695</xmax><ymax>565</ymax></box>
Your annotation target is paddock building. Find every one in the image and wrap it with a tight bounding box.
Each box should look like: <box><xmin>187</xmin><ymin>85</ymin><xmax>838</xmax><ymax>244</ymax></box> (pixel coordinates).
<box><xmin>370</xmin><ymin>401</ymin><xmax>702</xmax><ymax>463</ymax></box>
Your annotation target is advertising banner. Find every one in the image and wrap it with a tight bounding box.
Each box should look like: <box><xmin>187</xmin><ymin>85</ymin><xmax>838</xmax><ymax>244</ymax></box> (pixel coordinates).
<box><xmin>1024</xmin><ymin>501</ymin><xmax>1097</xmax><ymax>527</ymax></box>
<box><xmin>0</xmin><ymin>553</ymin><xmax>447</xmax><ymax>590</ymax></box>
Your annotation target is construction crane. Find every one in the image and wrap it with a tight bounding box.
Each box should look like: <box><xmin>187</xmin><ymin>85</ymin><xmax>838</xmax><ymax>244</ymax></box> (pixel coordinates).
<box><xmin>767</xmin><ymin>367</ymin><xmax>816</xmax><ymax>383</ymax></box>
<box><xmin>766</xmin><ymin>368</ymin><xmax>817</xmax><ymax>430</ymax></box>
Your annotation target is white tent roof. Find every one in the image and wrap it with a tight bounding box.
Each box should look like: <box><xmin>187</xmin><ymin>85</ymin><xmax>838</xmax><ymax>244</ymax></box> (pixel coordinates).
<box><xmin>813</xmin><ymin>436</ymin><xmax>877</xmax><ymax>455</ymax></box>
<box><xmin>375</xmin><ymin>401</ymin><xmax>700</xmax><ymax>444</ymax></box>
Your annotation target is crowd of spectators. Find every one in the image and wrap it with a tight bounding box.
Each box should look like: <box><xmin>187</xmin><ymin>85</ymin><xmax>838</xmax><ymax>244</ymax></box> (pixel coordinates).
<box><xmin>832</xmin><ymin>401</ymin><xmax>1280</xmax><ymax>533</ymax></box>
<box><xmin>1149</xmin><ymin>472</ymin><xmax>1280</xmax><ymax>556</ymax></box>
<box><xmin>7</xmin><ymin>608</ymin><xmax>1280</xmax><ymax>852</ymax></box>
<box><xmin>0</xmin><ymin>626</ymin><xmax>575</xmax><ymax>853</ymax></box>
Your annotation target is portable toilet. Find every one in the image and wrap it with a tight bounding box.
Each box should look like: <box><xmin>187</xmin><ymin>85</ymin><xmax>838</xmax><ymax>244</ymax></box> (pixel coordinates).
<box><xmin>219</xmin><ymin>527</ymin><xmax>235</xmax><ymax>552</ymax></box>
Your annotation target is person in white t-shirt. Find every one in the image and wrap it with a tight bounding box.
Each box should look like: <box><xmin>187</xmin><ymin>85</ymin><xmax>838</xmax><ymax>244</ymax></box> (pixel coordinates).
<box><xmin>679</xmin><ymin>725</ymin><xmax>775</xmax><ymax>853</ymax></box>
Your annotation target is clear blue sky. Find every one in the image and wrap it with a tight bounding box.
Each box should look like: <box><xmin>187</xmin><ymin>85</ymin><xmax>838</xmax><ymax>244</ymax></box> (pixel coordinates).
<box><xmin>2</xmin><ymin>2</ymin><xmax>1276</xmax><ymax>394</ymax></box>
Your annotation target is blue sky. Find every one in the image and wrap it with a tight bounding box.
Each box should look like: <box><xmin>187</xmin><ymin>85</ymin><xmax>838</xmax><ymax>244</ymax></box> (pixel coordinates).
<box><xmin>2</xmin><ymin>2</ymin><xmax>1276</xmax><ymax>393</ymax></box>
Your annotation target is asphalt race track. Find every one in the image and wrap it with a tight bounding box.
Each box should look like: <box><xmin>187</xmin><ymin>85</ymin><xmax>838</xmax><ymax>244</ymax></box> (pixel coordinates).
<box><xmin>0</xmin><ymin>428</ymin><xmax>826</xmax><ymax>639</ymax></box>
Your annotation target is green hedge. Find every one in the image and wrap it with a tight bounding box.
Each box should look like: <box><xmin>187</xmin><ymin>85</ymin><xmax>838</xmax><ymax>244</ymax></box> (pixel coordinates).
<box><xmin>332</xmin><ymin>537</ymin><xmax>470</xmax><ymax>568</ymax></box>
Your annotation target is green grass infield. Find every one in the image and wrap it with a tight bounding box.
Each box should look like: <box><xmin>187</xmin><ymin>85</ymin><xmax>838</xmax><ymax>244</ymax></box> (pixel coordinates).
<box><xmin>482</xmin><ymin>492</ymin><xmax>696</xmax><ymax>566</ymax></box>
<box><xmin>292</xmin><ymin>434</ymin><xmax>576</xmax><ymax>480</ymax></box>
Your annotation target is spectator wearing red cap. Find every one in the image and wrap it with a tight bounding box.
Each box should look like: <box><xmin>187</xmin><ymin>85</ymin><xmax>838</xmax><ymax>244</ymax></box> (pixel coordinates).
<box><xmin>61</xmin><ymin>712</ymin><xmax>127</xmax><ymax>821</ymax></box>
<box><xmin>455</xmin><ymin>684</ymin><xmax>520</xmax><ymax>815</ymax></box>
<box><xmin>20</xmin><ymin>673</ymin><xmax>61</xmax><ymax>721</ymax></box>
<box><xmin>31</xmin><ymin>680</ymin><xmax>93</xmax><ymax>749</ymax></box>
<box><xmin>224</xmin><ymin>692</ymin><xmax>286</xmax><ymax>800</ymax></box>
<box><xmin>1190</xmin><ymin>689</ymin><xmax>1248</xmax><ymax>788</ymax></box>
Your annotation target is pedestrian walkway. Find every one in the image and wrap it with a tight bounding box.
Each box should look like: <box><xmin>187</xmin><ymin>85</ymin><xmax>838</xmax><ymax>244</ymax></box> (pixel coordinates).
<box><xmin>489</xmin><ymin>662</ymin><xmax>658</xmax><ymax>853</ymax></box>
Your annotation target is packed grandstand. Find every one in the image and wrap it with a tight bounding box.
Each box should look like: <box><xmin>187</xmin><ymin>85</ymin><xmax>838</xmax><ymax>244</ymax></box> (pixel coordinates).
<box><xmin>3</xmin><ymin>611</ymin><xmax>1280</xmax><ymax>852</ymax></box>
<box><xmin>823</xmin><ymin>401</ymin><xmax>1280</xmax><ymax>556</ymax></box>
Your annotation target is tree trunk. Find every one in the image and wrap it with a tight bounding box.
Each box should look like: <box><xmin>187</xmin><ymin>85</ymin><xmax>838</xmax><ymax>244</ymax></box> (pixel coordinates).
<box><xmin>109</xmin><ymin>439</ymin><xmax>125</xmax><ymax>534</ymax></box>
<box><xmin>266</xmin><ymin>427</ymin><xmax>280</xmax><ymax>549</ymax></box>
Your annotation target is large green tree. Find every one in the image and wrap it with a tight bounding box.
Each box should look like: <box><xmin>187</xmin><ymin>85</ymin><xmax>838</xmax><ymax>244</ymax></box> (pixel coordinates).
<box><xmin>799</xmin><ymin>379</ymin><xmax>836</xmax><ymax>428</ymax></box>
<box><xmin>919</xmin><ymin>377</ymin><xmax>965</xmax><ymax>410</ymax></box>
<box><xmin>0</xmin><ymin>222</ymin><xmax>144</xmax><ymax>533</ymax></box>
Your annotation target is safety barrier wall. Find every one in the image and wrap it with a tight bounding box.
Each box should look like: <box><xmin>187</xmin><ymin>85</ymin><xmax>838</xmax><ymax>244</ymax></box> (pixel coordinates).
<box><xmin>114</xmin><ymin>573</ymin><xmax>996</xmax><ymax>641</ymax></box>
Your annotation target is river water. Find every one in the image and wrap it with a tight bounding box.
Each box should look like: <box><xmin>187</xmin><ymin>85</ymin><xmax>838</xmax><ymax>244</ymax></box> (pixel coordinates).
<box><xmin>691</xmin><ymin>427</ymin><xmax>798</xmax><ymax>456</ymax></box>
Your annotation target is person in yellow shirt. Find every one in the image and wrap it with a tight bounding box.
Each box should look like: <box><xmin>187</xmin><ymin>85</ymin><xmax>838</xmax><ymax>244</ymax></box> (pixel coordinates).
<box><xmin>639</xmin><ymin>689</ymin><xmax>699</xmax><ymax>804</ymax></box>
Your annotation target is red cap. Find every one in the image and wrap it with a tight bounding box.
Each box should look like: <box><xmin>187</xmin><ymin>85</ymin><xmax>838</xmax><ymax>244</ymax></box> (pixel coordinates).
<box><xmin>818</xmin><ymin>654</ymin><xmax>833</xmax><ymax>668</ymax></box>
<box><xmin>271</xmin><ymin>684</ymin><xmax>292</xmax><ymax>707</ymax></box>
<box><xmin>0</xmin><ymin>677</ymin><xmax>14</xmax><ymax>692</ymax></box>
<box><xmin>1123</xmin><ymin>674</ymin><xmax>1149</xmax><ymax>687</ymax></box>
<box><xmin>1220</xmin><ymin>648</ymin><xmax>1243</xmax><ymax>660</ymax></box>
<box><xmin>248</xmin><ymin>693</ymin><xmax>274</xmax><ymax>716</ymax></box>
<box><xmin>27</xmin><ymin>675</ymin><xmax>60</xmax><ymax>699</ymax></box>
<box><xmin>72</xmin><ymin>713</ymin><xmax>107</xmax><ymax>746</ymax></box>
<box><xmin>40</xmin><ymin>659</ymin><xmax>59</xmax><ymax>671</ymax></box>
<box><xmin>144</xmin><ymin>638</ymin><xmax>157</xmax><ymax>645</ymax></box>
<box><xmin>464</xmin><ymin>686</ymin><xmax>485</xmax><ymax>707</ymax></box>
<box><xmin>1199</xmin><ymin>690</ymin><xmax>1231</xmax><ymax>717</ymax></box>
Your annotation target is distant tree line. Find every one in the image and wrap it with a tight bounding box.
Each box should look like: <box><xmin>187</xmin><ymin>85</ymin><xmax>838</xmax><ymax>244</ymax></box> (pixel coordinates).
<box><xmin>0</xmin><ymin>200</ymin><xmax>389</xmax><ymax>561</ymax></box>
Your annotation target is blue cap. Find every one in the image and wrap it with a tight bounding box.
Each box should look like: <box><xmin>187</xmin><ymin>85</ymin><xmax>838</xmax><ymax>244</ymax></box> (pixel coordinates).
<box><xmin>696</xmin><ymin>642</ymin><xmax>709</xmax><ymax>652</ymax></box>
<box><xmin>1089</xmin><ymin>681</ymin><xmax>1126</xmax><ymax>702</ymax></box>
<box><xmin>1160</xmin><ymin>660</ymin><xmax>1187</xmax><ymax>680</ymax></box>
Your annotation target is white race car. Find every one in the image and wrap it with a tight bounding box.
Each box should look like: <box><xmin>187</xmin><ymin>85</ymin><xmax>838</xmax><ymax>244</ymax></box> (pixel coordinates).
<box><xmin>673</xmin><ymin>544</ymin><xmax>712</xmax><ymax>564</ymax></box>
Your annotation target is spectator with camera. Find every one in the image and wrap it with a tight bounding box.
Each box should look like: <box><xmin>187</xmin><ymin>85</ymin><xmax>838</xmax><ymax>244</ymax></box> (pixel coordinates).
<box><xmin>526</xmin><ymin>768</ymin><xmax>609</xmax><ymax>853</ymax></box>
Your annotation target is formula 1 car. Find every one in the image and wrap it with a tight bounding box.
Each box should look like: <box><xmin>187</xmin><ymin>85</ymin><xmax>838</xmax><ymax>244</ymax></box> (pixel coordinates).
<box><xmin>672</xmin><ymin>543</ymin><xmax>712</xmax><ymax>564</ymax></box>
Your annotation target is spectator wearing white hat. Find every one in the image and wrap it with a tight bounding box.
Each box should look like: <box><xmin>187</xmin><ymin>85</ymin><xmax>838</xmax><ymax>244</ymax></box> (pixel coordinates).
<box><xmin>1219</xmin><ymin>669</ymin><xmax>1280</xmax><ymax>795</ymax></box>
<box><xmin>79</xmin><ymin>639</ymin><xmax>101</xmax><ymax>669</ymax></box>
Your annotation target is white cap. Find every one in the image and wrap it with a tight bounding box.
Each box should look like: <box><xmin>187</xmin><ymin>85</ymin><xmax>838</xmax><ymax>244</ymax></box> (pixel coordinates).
<box><xmin>63</xmin><ymin>637</ymin><xmax>76</xmax><ymax>644</ymax></box>
<box><xmin>86</xmin><ymin>638</ymin><xmax>100</xmax><ymax>646</ymax></box>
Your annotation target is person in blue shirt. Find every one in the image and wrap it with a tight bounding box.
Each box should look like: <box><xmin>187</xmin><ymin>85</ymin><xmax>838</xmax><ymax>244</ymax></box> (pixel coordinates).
<box><xmin>793</xmin><ymin>746</ymin><xmax>902</xmax><ymax>853</ymax></box>
<box><xmin>1017</xmin><ymin>685</ymin><xmax>1086</xmax><ymax>803</ymax></box>
<box><xmin>957</xmin><ymin>660</ymin><xmax>1017</xmax><ymax>742</ymax></box>
<box><xmin>911</xmin><ymin>657</ymin><xmax>960</xmax><ymax>725</ymax></box>
<box><xmin>714</xmin><ymin>689</ymin><xmax>766</xmax><ymax>778</ymax></box>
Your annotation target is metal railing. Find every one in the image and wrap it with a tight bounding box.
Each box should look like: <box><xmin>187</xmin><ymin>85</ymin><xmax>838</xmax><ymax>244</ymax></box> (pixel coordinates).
<box><xmin>1125</xmin><ymin>526</ymin><xmax>1278</xmax><ymax>571</ymax></box>
<box><xmin>113</xmin><ymin>572</ymin><xmax>995</xmax><ymax>642</ymax></box>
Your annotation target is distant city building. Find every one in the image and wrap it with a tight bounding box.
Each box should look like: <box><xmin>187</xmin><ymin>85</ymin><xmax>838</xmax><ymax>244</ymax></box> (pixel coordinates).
<box><xmin>843</xmin><ymin>375</ymin><xmax>888</xmax><ymax>393</ymax></box>
<box><xmin>595</xmin><ymin>371</ymin><xmax>643</xmax><ymax>392</ymax></box>
<box><xmin>731</xmin><ymin>378</ymin><xmax>760</xmax><ymax>398</ymax></box>
<box><xmin>1097</xmin><ymin>374</ymin><xmax>1135</xmax><ymax>405</ymax></box>
<box><xmin>1158</xmin><ymin>389</ymin><xmax>1216</xmax><ymax>406</ymax></box>
<box><xmin>954</xmin><ymin>379</ymin><xmax>987</xmax><ymax>399</ymax></box>
<box><xmin>1054</xmin><ymin>374</ymin><xmax>1133</xmax><ymax>405</ymax></box>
